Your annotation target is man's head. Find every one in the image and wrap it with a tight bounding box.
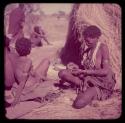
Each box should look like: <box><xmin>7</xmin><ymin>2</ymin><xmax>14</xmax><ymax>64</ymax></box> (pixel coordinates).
<box><xmin>83</xmin><ymin>25</ymin><xmax>101</xmax><ymax>47</ymax></box>
<box><xmin>34</xmin><ymin>26</ymin><xmax>41</xmax><ymax>34</ymax></box>
<box><xmin>15</xmin><ymin>37</ymin><xmax>31</xmax><ymax>56</ymax></box>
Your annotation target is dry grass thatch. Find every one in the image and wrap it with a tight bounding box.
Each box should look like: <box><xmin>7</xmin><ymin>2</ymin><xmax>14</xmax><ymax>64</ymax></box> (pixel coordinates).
<box><xmin>61</xmin><ymin>4</ymin><xmax>121</xmax><ymax>90</ymax></box>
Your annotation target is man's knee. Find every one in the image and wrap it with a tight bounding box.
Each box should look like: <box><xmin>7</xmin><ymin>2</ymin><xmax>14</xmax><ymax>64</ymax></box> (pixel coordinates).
<box><xmin>58</xmin><ymin>69</ymin><xmax>68</xmax><ymax>79</ymax></box>
<box><xmin>72</xmin><ymin>99</ymin><xmax>86</xmax><ymax>109</ymax></box>
<box><xmin>72</xmin><ymin>92</ymin><xmax>90</xmax><ymax>109</ymax></box>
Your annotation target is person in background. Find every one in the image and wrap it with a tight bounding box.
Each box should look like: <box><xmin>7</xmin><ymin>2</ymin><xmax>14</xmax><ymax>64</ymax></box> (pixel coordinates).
<box><xmin>8</xmin><ymin>3</ymin><xmax>25</xmax><ymax>43</ymax></box>
<box><xmin>30</xmin><ymin>26</ymin><xmax>51</xmax><ymax>47</ymax></box>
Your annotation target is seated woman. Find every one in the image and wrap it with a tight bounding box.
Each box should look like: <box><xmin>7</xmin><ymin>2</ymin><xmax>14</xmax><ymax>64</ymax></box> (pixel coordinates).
<box><xmin>58</xmin><ymin>25</ymin><xmax>116</xmax><ymax>109</ymax></box>
<box><xmin>30</xmin><ymin>26</ymin><xmax>51</xmax><ymax>47</ymax></box>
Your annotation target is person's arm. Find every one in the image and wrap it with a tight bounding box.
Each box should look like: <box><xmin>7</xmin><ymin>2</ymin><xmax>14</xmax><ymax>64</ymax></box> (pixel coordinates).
<box><xmin>39</xmin><ymin>29</ymin><xmax>51</xmax><ymax>45</ymax></box>
<box><xmin>43</xmin><ymin>36</ymin><xmax>51</xmax><ymax>45</ymax></box>
<box><xmin>29</xmin><ymin>65</ymin><xmax>35</xmax><ymax>76</ymax></box>
<box><xmin>72</xmin><ymin>44</ymin><xmax>110</xmax><ymax>76</ymax></box>
<box><xmin>34</xmin><ymin>32</ymin><xmax>50</xmax><ymax>45</ymax></box>
<box><xmin>33</xmin><ymin>32</ymin><xmax>42</xmax><ymax>38</ymax></box>
<box><xmin>80</xmin><ymin>69</ymin><xmax>108</xmax><ymax>76</ymax></box>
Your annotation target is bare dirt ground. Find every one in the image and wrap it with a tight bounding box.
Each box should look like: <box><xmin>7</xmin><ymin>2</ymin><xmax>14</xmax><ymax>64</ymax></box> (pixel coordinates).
<box><xmin>6</xmin><ymin>15</ymin><xmax>121</xmax><ymax>119</ymax></box>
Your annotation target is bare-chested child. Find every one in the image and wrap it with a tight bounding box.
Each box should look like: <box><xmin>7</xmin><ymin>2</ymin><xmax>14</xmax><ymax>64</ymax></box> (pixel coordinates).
<box><xmin>5</xmin><ymin>37</ymin><xmax>50</xmax><ymax>106</ymax></box>
<box><xmin>30</xmin><ymin>26</ymin><xmax>51</xmax><ymax>47</ymax></box>
<box><xmin>58</xmin><ymin>25</ymin><xmax>116</xmax><ymax>109</ymax></box>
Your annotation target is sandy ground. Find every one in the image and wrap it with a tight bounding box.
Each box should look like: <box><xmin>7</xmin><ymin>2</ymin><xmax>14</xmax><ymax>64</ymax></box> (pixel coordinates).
<box><xmin>19</xmin><ymin>90</ymin><xmax>121</xmax><ymax>119</ymax></box>
<box><xmin>6</xmin><ymin>15</ymin><xmax>121</xmax><ymax>119</ymax></box>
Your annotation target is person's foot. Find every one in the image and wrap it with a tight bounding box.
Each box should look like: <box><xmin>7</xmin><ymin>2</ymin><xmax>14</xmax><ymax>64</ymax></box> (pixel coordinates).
<box><xmin>34</xmin><ymin>97</ymin><xmax>43</xmax><ymax>103</ymax></box>
<box><xmin>54</xmin><ymin>83</ymin><xmax>70</xmax><ymax>89</ymax></box>
<box><xmin>27</xmin><ymin>97</ymin><xmax>43</xmax><ymax>103</ymax></box>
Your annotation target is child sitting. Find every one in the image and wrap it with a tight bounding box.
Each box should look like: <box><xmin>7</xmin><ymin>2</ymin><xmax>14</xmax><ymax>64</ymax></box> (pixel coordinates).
<box><xmin>30</xmin><ymin>26</ymin><xmax>51</xmax><ymax>47</ymax></box>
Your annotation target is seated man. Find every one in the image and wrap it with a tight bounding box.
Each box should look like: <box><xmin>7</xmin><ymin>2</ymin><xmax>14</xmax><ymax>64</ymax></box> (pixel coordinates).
<box><xmin>5</xmin><ymin>37</ymin><xmax>50</xmax><ymax>106</ymax></box>
<box><xmin>58</xmin><ymin>25</ymin><xmax>116</xmax><ymax>109</ymax></box>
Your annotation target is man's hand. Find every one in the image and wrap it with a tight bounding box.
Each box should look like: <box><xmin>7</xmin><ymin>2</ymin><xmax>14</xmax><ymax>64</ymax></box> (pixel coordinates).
<box><xmin>81</xmin><ymin>70</ymin><xmax>88</xmax><ymax>75</ymax></box>
<box><xmin>71</xmin><ymin>69</ymin><xmax>82</xmax><ymax>75</ymax></box>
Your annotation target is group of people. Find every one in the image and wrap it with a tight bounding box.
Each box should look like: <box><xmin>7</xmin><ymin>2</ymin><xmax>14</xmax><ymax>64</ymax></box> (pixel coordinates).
<box><xmin>7</xmin><ymin>4</ymin><xmax>51</xmax><ymax>48</ymax></box>
<box><xmin>5</xmin><ymin>4</ymin><xmax>116</xmax><ymax>109</ymax></box>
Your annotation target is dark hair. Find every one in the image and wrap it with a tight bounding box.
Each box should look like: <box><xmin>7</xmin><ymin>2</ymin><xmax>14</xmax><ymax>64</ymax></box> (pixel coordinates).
<box><xmin>15</xmin><ymin>37</ymin><xmax>31</xmax><ymax>56</ymax></box>
<box><xmin>83</xmin><ymin>25</ymin><xmax>101</xmax><ymax>38</ymax></box>
<box><xmin>4</xmin><ymin>36</ymin><xmax>10</xmax><ymax>51</ymax></box>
